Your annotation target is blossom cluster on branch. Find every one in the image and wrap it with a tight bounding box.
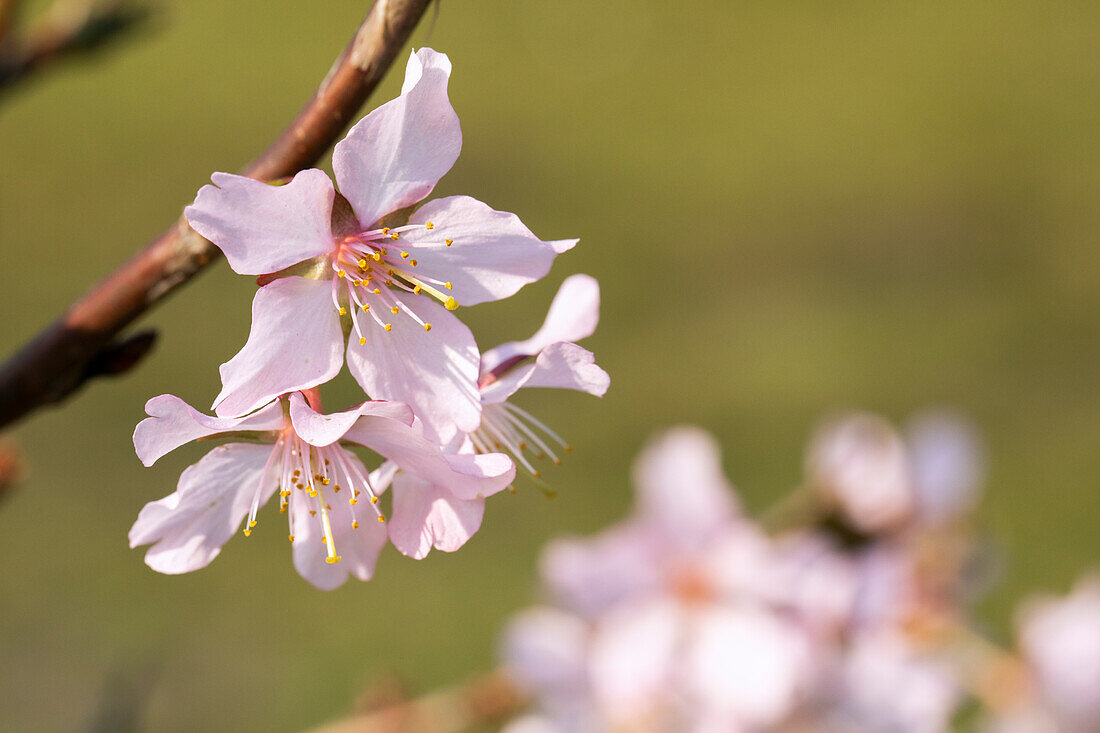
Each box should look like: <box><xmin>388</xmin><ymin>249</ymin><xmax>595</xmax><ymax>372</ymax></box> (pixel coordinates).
<box><xmin>128</xmin><ymin>48</ymin><xmax>608</xmax><ymax>589</ymax></box>
<box><xmin>500</xmin><ymin>417</ymin><xmax>1099</xmax><ymax>732</ymax></box>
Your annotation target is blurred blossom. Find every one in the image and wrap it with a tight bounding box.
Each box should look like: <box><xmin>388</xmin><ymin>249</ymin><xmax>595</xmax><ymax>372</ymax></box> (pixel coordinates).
<box><xmin>905</xmin><ymin>410</ymin><xmax>985</xmax><ymax>525</ymax></box>
<box><xmin>1015</xmin><ymin>575</ymin><xmax>1100</xmax><ymax>729</ymax></box>
<box><xmin>806</xmin><ymin>413</ymin><xmax>915</xmax><ymax>534</ymax></box>
<box><xmin>498</xmin><ymin>415</ymin><xmax>1088</xmax><ymax>732</ymax></box>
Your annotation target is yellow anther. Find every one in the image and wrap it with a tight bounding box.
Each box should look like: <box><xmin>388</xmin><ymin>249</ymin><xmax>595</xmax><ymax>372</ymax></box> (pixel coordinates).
<box><xmin>338</xmin><ymin>306</ymin><xmax>347</xmax><ymax>316</ymax></box>
<box><xmin>333</xmin><ymin>485</ymin><xmax>341</xmax><ymax>493</ymax></box>
<box><xmin>361</xmin><ymin>304</ymin><xmax>370</xmax><ymax>311</ymax></box>
<box><xmin>423</xmin><ymin>323</ymin><xmax>432</xmax><ymax>332</ymax></box>
<box><xmin>445</xmin><ymin>297</ymin><xmax>458</xmax><ymax>311</ymax></box>
<box><xmin>288</xmin><ymin>534</ymin><xmax>295</xmax><ymax>542</ymax></box>
<box><xmin>352</xmin><ymin>521</ymin><xmax>359</xmax><ymax>529</ymax></box>
<box><xmin>337</xmin><ymin>270</ymin><xmax>347</xmax><ymax>278</ymax></box>
<box><xmin>445</xmin><ymin>238</ymin><xmax>453</xmax><ymax>246</ymax></box>
<box><xmin>369</xmin><ymin>496</ymin><xmax>379</xmax><ymax>504</ymax></box>
<box><xmin>350</xmin><ymin>498</ymin><xmax>358</xmax><ymax>505</ymax></box>
<box><xmin>373</xmin><ymin>288</ymin><xmax>382</xmax><ymax>295</ymax></box>
<box><xmin>425</xmin><ymin>222</ymin><xmax>435</xmax><ymax>230</ymax></box>
<box><xmin>321</xmin><ymin>478</ymin><xmax>330</xmax><ymax>485</ymax></box>
<box><xmin>279</xmin><ymin>505</ymin><xmax>287</xmax><ymax>514</ymax></box>
<box><xmin>533</xmin><ymin>471</ymin><xmax>541</xmax><ymax>478</ymax></box>
<box><xmin>401</xmin><ymin>251</ymin><xmax>410</xmax><ymax>259</ymax></box>
<box><xmin>357</xmin><ymin>258</ymin><xmax>368</xmax><ymax>269</ymax></box>
<box><xmin>359</xmin><ymin>337</ymin><xmax>366</xmax><ymax>346</ymax></box>
<box><xmin>321</xmin><ymin>536</ymin><xmax>326</xmax><ymax>544</ymax></box>
<box><xmin>377</xmin><ymin>515</ymin><xmax>386</xmax><ymax>523</ymax></box>
<box><xmin>293</xmin><ymin>469</ymin><xmax>300</xmax><ymax>476</ymax></box>
<box><xmin>409</xmin><ymin>259</ymin><xmax>418</xmax><ymax>267</ymax></box>
<box><xmin>325</xmin><ymin>556</ymin><xmax>342</xmax><ymax>564</ymax></box>
<box><xmin>387</xmin><ymin>268</ymin><xmax>396</xmax><ymax>276</ymax></box>
<box><xmin>553</xmin><ymin>458</ymin><xmax>562</xmax><ymax>466</ymax></box>
<box><xmin>372</xmin><ymin>252</ymin><xmax>382</xmax><ymax>262</ymax></box>
<box><xmin>249</xmin><ymin>520</ymin><xmax>257</xmax><ymax>528</ymax></box>
<box><xmin>390</xmin><ymin>232</ymin><xmax>399</xmax><ymax>241</ymax></box>
<box><xmin>385</xmin><ymin>279</ymin><xmax>394</xmax><ymax>286</ymax></box>
<box><xmin>444</xmin><ymin>282</ymin><xmax>453</xmax><ymax>290</ymax></box>
<box><xmin>382</xmin><ymin>227</ymin><xmax>390</xmax><ymax>234</ymax></box>
<box><xmin>412</xmin><ymin>286</ymin><xmax>422</xmax><ymax>295</ymax></box>
<box><xmin>243</xmin><ymin>529</ymin><xmax>252</xmax><ymax>537</ymax></box>
<box><xmin>390</xmin><ymin>306</ymin><xmax>400</xmax><ymax>315</ymax></box>
<box><xmin>309</xmin><ymin>510</ymin><xmax>317</xmax><ymax>516</ymax></box>
<box><xmin>384</xmin><ymin>324</ymin><xmax>392</xmax><ymax>332</ymax></box>
<box><xmin>507</xmin><ymin>485</ymin><xmax>517</xmax><ymax>494</ymax></box>
<box><xmin>565</xmin><ymin>445</ymin><xmax>574</xmax><ymax>452</ymax></box>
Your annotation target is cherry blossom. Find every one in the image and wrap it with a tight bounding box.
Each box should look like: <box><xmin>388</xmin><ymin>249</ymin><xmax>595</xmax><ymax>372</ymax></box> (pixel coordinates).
<box><xmin>128</xmin><ymin>391</ymin><xmax>514</xmax><ymax>589</ymax></box>
<box><xmin>184</xmin><ymin>48</ymin><xmax>575</xmax><ymax>443</ymax></box>
<box><xmin>373</xmin><ymin>275</ymin><xmax>608</xmax><ymax>561</ymax></box>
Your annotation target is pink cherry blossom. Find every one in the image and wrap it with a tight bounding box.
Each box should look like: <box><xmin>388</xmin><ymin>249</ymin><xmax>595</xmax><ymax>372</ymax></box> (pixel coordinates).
<box><xmin>184</xmin><ymin>48</ymin><xmax>574</xmax><ymax>444</ymax></box>
<box><xmin>470</xmin><ymin>274</ymin><xmax>609</xmax><ymax>480</ymax></box>
<box><xmin>129</xmin><ymin>391</ymin><xmax>513</xmax><ymax>589</ymax></box>
<box><xmin>371</xmin><ymin>275</ymin><xmax>608</xmax><ymax>562</ymax></box>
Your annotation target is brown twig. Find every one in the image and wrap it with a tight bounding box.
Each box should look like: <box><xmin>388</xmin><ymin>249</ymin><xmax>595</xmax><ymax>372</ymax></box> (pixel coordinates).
<box><xmin>0</xmin><ymin>0</ymin><xmax>149</xmax><ymax>91</ymax></box>
<box><xmin>0</xmin><ymin>0</ymin><xmax>435</xmax><ymax>430</ymax></box>
<box><xmin>308</xmin><ymin>671</ymin><xmax>528</xmax><ymax>733</ymax></box>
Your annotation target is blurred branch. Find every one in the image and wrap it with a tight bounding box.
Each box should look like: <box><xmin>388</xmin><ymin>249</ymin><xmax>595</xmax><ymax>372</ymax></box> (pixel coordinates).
<box><xmin>309</xmin><ymin>671</ymin><xmax>528</xmax><ymax>733</ymax></box>
<box><xmin>0</xmin><ymin>0</ymin><xmax>149</xmax><ymax>92</ymax></box>
<box><xmin>0</xmin><ymin>438</ymin><xmax>24</xmax><ymax>502</ymax></box>
<box><xmin>0</xmin><ymin>0</ymin><xmax>435</xmax><ymax>431</ymax></box>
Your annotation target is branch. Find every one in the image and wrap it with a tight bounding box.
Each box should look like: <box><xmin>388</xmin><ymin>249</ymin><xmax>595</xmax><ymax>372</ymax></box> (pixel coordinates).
<box><xmin>0</xmin><ymin>0</ymin><xmax>435</xmax><ymax>430</ymax></box>
<box><xmin>0</xmin><ymin>0</ymin><xmax>149</xmax><ymax>92</ymax></box>
<box><xmin>308</xmin><ymin>671</ymin><xmax>528</xmax><ymax>733</ymax></box>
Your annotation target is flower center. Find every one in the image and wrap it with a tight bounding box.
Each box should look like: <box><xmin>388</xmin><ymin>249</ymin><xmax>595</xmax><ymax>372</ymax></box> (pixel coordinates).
<box><xmin>329</xmin><ymin>223</ymin><xmax>457</xmax><ymax>344</ymax></box>
<box><xmin>244</xmin><ymin>428</ymin><xmax>385</xmax><ymax>564</ymax></box>
<box><xmin>469</xmin><ymin>401</ymin><xmax>571</xmax><ymax>489</ymax></box>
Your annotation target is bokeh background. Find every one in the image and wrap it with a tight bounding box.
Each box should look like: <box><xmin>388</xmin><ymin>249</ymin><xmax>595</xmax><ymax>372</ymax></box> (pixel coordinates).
<box><xmin>1</xmin><ymin>1</ymin><xmax>1098</xmax><ymax>730</ymax></box>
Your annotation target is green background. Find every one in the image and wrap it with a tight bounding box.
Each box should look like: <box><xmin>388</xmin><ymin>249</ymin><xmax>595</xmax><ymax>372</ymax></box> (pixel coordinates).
<box><xmin>1</xmin><ymin>1</ymin><xmax>1097</xmax><ymax>730</ymax></box>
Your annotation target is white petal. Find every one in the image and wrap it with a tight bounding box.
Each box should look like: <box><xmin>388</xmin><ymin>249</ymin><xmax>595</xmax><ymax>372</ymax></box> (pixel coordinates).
<box><xmin>133</xmin><ymin>394</ymin><xmax>284</xmax><ymax>467</ymax></box>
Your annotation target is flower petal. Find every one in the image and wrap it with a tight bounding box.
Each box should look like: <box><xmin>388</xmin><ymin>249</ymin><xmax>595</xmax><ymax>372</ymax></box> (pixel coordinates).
<box><xmin>387</xmin><ymin>471</ymin><xmax>485</xmax><ymax>559</ymax></box>
<box><xmin>290</xmin><ymin>447</ymin><xmax>388</xmax><ymax>590</ymax></box>
<box><xmin>332</xmin><ymin>48</ymin><xmax>461</xmax><ymax>227</ymax></box>
<box><xmin>399</xmin><ymin>196</ymin><xmax>561</xmax><ymax>307</ymax></box>
<box><xmin>523</xmin><ymin>342</ymin><xmax>609</xmax><ymax>396</ymax></box>
<box><xmin>482</xmin><ymin>274</ymin><xmax>600</xmax><ymax>375</ymax></box>
<box><xmin>129</xmin><ymin>443</ymin><xmax>275</xmax><ymax>574</ymax></box>
<box><xmin>288</xmin><ymin>392</ymin><xmax>414</xmax><ymax>447</ymax></box>
<box><xmin>632</xmin><ymin>426</ymin><xmax>739</xmax><ymax>545</ymax></box>
<box><xmin>343</xmin><ymin>415</ymin><xmax>514</xmax><ymax>500</ymax></box>
<box><xmin>345</xmin><ymin>291</ymin><xmax>480</xmax><ymax>444</ymax></box>
<box><xmin>185</xmin><ymin>170</ymin><xmax>335</xmax><ymax>275</ymax></box>
<box><xmin>213</xmin><ymin>276</ymin><xmax>344</xmax><ymax>418</ymax></box>
<box><xmin>133</xmin><ymin>394</ymin><xmax>285</xmax><ymax>467</ymax></box>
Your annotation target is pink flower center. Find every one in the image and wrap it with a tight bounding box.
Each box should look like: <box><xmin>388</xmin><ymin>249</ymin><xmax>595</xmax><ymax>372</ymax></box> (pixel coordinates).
<box><xmin>245</xmin><ymin>426</ymin><xmax>385</xmax><ymax>564</ymax></box>
<box><xmin>329</xmin><ymin>223</ymin><xmax>457</xmax><ymax>344</ymax></box>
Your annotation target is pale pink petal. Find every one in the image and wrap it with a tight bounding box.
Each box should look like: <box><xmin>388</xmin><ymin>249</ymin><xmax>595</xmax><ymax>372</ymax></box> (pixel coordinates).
<box><xmin>540</xmin><ymin>524</ymin><xmax>662</xmax><ymax>616</ymax></box>
<box><xmin>133</xmin><ymin>394</ymin><xmax>285</xmax><ymax>467</ymax></box>
<box><xmin>685</xmin><ymin>606</ymin><xmax>813</xmax><ymax>728</ymax></box>
<box><xmin>346</xmin><ymin>291</ymin><xmax>480</xmax><ymax>444</ymax></box>
<box><xmin>213</xmin><ymin>276</ymin><xmax>344</xmax><ymax>418</ymax></box>
<box><xmin>589</xmin><ymin>598</ymin><xmax>681</xmax><ymax>721</ymax></box>
<box><xmin>632</xmin><ymin>426</ymin><xmax>739</xmax><ymax>544</ymax></box>
<box><xmin>369</xmin><ymin>460</ymin><xmax>400</xmax><ymax>495</ymax></box>
<box><xmin>343</xmin><ymin>415</ymin><xmax>514</xmax><ymax>500</ymax></box>
<box><xmin>398</xmin><ymin>196</ymin><xmax>561</xmax><ymax>307</ymax></box>
<box><xmin>523</xmin><ymin>343</ymin><xmax>609</xmax><ymax>396</ymax></box>
<box><xmin>288</xmin><ymin>392</ymin><xmax>414</xmax><ymax>447</ymax></box>
<box><xmin>185</xmin><ymin>170</ymin><xmax>335</xmax><ymax>275</ymax></box>
<box><xmin>129</xmin><ymin>443</ymin><xmax>275</xmax><ymax>574</ymax></box>
<box><xmin>387</xmin><ymin>471</ymin><xmax>485</xmax><ymax>559</ymax></box>
<box><xmin>290</xmin><ymin>447</ymin><xmax>388</xmax><ymax>590</ymax></box>
<box><xmin>482</xmin><ymin>274</ymin><xmax>600</xmax><ymax>375</ymax></box>
<box><xmin>332</xmin><ymin>48</ymin><xmax>460</xmax><ymax>227</ymax></box>
<box><xmin>501</xmin><ymin>606</ymin><xmax>589</xmax><ymax>699</ymax></box>
<box><xmin>480</xmin><ymin>362</ymin><xmax>537</xmax><ymax>405</ymax></box>
<box><xmin>904</xmin><ymin>410</ymin><xmax>985</xmax><ymax>524</ymax></box>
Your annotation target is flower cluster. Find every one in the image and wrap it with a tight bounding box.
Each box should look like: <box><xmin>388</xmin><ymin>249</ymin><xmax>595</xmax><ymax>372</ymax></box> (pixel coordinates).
<box><xmin>500</xmin><ymin>415</ymin><xmax>1099</xmax><ymax>732</ymax></box>
<box><xmin>129</xmin><ymin>48</ymin><xmax>608</xmax><ymax>589</ymax></box>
